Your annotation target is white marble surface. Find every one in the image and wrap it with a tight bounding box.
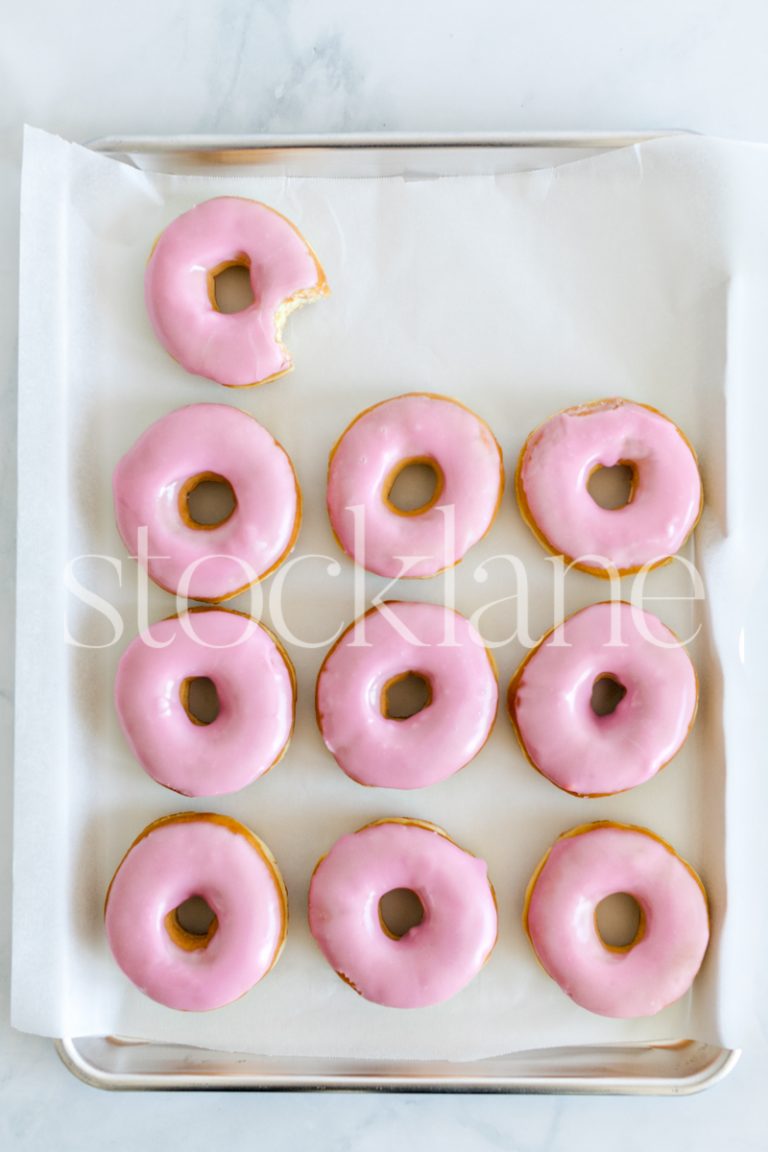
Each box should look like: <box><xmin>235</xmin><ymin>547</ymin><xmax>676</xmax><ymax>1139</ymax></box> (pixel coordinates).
<box><xmin>2</xmin><ymin>2</ymin><xmax>767</xmax><ymax>1147</ymax></box>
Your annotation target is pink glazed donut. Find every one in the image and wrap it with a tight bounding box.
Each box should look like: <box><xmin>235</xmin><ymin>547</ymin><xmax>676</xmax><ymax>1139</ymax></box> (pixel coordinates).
<box><xmin>316</xmin><ymin>601</ymin><xmax>498</xmax><ymax>789</ymax></box>
<box><xmin>524</xmin><ymin>822</ymin><xmax>710</xmax><ymax>1018</ymax></box>
<box><xmin>105</xmin><ymin>813</ymin><xmax>288</xmax><ymax>1011</ymax></box>
<box><xmin>327</xmin><ymin>393</ymin><xmax>504</xmax><ymax>578</ymax></box>
<box><xmin>115</xmin><ymin>609</ymin><xmax>295</xmax><ymax>797</ymax></box>
<box><xmin>508</xmin><ymin>602</ymin><xmax>697</xmax><ymax>796</ymax></box>
<box><xmin>308</xmin><ymin>818</ymin><xmax>498</xmax><ymax>1008</ymax></box>
<box><xmin>113</xmin><ymin>404</ymin><xmax>300</xmax><ymax>602</ymax></box>
<box><xmin>145</xmin><ymin>196</ymin><xmax>329</xmax><ymax>388</ymax></box>
<box><xmin>516</xmin><ymin>398</ymin><xmax>702</xmax><ymax>576</ymax></box>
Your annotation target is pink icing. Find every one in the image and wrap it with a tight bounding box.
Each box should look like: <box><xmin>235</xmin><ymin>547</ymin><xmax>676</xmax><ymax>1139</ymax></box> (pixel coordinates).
<box><xmin>525</xmin><ymin>823</ymin><xmax>709</xmax><ymax>1018</ymax></box>
<box><xmin>308</xmin><ymin>821</ymin><xmax>497</xmax><ymax>1008</ymax></box>
<box><xmin>317</xmin><ymin>601</ymin><xmax>498</xmax><ymax>789</ymax></box>
<box><xmin>327</xmin><ymin>394</ymin><xmax>503</xmax><ymax>578</ymax></box>
<box><xmin>145</xmin><ymin>196</ymin><xmax>326</xmax><ymax>387</ymax></box>
<box><xmin>510</xmin><ymin>602</ymin><xmax>697</xmax><ymax>796</ymax></box>
<box><xmin>115</xmin><ymin>609</ymin><xmax>295</xmax><ymax>797</ymax></box>
<box><xmin>517</xmin><ymin>399</ymin><xmax>702</xmax><ymax>573</ymax></box>
<box><xmin>105</xmin><ymin>816</ymin><xmax>286</xmax><ymax>1011</ymax></box>
<box><xmin>113</xmin><ymin>404</ymin><xmax>300</xmax><ymax>601</ymax></box>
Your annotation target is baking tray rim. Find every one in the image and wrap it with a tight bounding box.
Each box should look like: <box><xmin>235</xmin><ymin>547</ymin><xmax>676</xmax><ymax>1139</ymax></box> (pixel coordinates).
<box><xmin>87</xmin><ymin>129</ymin><xmax>691</xmax><ymax>154</ymax></box>
<box><xmin>55</xmin><ymin>1035</ymin><xmax>740</xmax><ymax>1095</ymax></box>
<box><xmin>50</xmin><ymin>128</ymin><xmax>735</xmax><ymax>1095</ymax></box>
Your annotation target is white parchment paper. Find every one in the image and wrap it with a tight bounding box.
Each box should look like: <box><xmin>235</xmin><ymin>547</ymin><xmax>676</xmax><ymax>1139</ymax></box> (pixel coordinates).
<box><xmin>13</xmin><ymin>127</ymin><xmax>767</xmax><ymax>1059</ymax></box>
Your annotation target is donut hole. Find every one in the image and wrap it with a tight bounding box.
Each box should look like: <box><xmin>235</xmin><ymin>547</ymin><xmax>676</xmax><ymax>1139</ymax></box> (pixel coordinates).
<box><xmin>590</xmin><ymin>673</ymin><xmax>627</xmax><ymax>717</ymax></box>
<box><xmin>382</xmin><ymin>672</ymin><xmax>432</xmax><ymax>720</ymax></box>
<box><xmin>165</xmin><ymin>895</ymin><xmax>218</xmax><ymax>951</ymax></box>
<box><xmin>209</xmin><ymin>258</ymin><xmax>255</xmax><ymax>314</ymax></box>
<box><xmin>181</xmin><ymin>676</ymin><xmax>221</xmax><ymax>725</ymax></box>
<box><xmin>595</xmin><ymin>892</ymin><xmax>644</xmax><ymax>951</ymax></box>
<box><xmin>385</xmin><ymin>457</ymin><xmax>444</xmax><ymax>515</ymax></box>
<box><xmin>379</xmin><ymin>888</ymin><xmax>425</xmax><ymax>939</ymax></box>
<box><xmin>587</xmin><ymin>462</ymin><xmax>636</xmax><ymax>510</ymax></box>
<box><xmin>179</xmin><ymin>472</ymin><xmax>237</xmax><ymax>529</ymax></box>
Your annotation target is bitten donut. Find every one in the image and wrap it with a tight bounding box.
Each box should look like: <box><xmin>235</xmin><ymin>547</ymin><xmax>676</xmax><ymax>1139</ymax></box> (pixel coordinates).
<box><xmin>145</xmin><ymin>196</ymin><xmax>328</xmax><ymax>388</ymax></box>
<box><xmin>105</xmin><ymin>813</ymin><xmax>287</xmax><ymax>1011</ymax></box>
<box><xmin>115</xmin><ymin>609</ymin><xmax>295</xmax><ymax>797</ymax></box>
<box><xmin>508</xmin><ymin>601</ymin><xmax>697</xmax><ymax>796</ymax></box>
<box><xmin>316</xmin><ymin>601</ymin><xmax>498</xmax><ymax>789</ymax></box>
<box><xmin>308</xmin><ymin>818</ymin><xmax>498</xmax><ymax>1008</ymax></box>
<box><xmin>524</xmin><ymin>821</ymin><xmax>709</xmax><ymax>1018</ymax></box>
<box><xmin>327</xmin><ymin>393</ymin><xmax>504</xmax><ymax>578</ymax></box>
<box><xmin>515</xmin><ymin>398</ymin><xmax>702</xmax><ymax>576</ymax></box>
<box><xmin>113</xmin><ymin>403</ymin><xmax>300</xmax><ymax>601</ymax></box>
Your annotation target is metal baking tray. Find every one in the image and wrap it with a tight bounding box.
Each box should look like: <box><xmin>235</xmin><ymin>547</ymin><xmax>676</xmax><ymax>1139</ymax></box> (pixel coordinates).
<box><xmin>55</xmin><ymin>131</ymin><xmax>737</xmax><ymax>1095</ymax></box>
<box><xmin>57</xmin><ymin>1034</ymin><xmax>738</xmax><ymax>1094</ymax></box>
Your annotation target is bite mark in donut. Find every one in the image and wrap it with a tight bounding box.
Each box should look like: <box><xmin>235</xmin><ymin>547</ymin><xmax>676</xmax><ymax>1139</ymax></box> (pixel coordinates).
<box><xmin>145</xmin><ymin>196</ymin><xmax>329</xmax><ymax>388</ymax></box>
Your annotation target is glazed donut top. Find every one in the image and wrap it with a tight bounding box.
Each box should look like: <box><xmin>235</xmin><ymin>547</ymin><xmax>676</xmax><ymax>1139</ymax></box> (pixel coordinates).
<box><xmin>524</xmin><ymin>822</ymin><xmax>709</xmax><ymax>1018</ymax></box>
<box><xmin>510</xmin><ymin>601</ymin><xmax>697</xmax><ymax>796</ymax></box>
<box><xmin>308</xmin><ymin>819</ymin><xmax>498</xmax><ymax>1008</ymax></box>
<box><xmin>145</xmin><ymin>196</ymin><xmax>328</xmax><ymax>388</ymax></box>
<box><xmin>317</xmin><ymin>601</ymin><xmax>498</xmax><ymax>789</ymax></box>
<box><xmin>115</xmin><ymin>609</ymin><xmax>295</xmax><ymax>797</ymax></box>
<box><xmin>516</xmin><ymin>398</ymin><xmax>702</xmax><ymax>575</ymax></box>
<box><xmin>113</xmin><ymin>403</ymin><xmax>300</xmax><ymax>601</ymax></box>
<box><xmin>327</xmin><ymin>393</ymin><xmax>503</xmax><ymax>578</ymax></box>
<box><xmin>104</xmin><ymin>813</ymin><xmax>287</xmax><ymax>1012</ymax></box>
